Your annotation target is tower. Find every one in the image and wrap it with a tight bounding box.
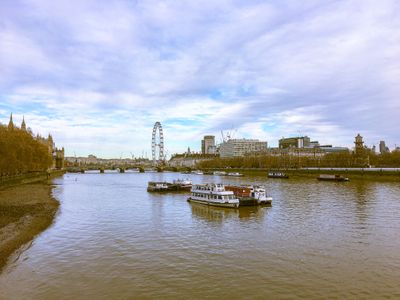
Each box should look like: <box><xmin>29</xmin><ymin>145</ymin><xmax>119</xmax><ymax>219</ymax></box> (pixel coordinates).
<box><xmin>201</xmin><ymin>135</ymin><xmax>216</xmax><ymax>154</ymax></box>
<box><xmin>379</xmin><ymin>141</ymin><xmax>389</xmax><ymax>154</ymax></box>
<box><xmin>8</xmin><ymin>113</ymin><xmax>14</xmax><ymax>130</ymax></box>
<box><xmin>21</xmin><ymin>116</ymin><xmax>26</xmax><ymax>131</ymax></box>
<box><xmin>354</xmin><ymin>133</ymin><xmax>364</xmax><ymax>155</ymax></box>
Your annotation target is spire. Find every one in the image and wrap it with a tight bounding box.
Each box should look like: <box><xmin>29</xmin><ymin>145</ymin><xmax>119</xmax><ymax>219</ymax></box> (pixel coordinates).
<box><xmin>8</xmin><ymin>113</ymin><xmax>14</xmax><ymax>130</ymax></box>
<box><xmin>21</xmin><ymin>115</ymin><xmax>26</xmax><ymax>131</ymax></box>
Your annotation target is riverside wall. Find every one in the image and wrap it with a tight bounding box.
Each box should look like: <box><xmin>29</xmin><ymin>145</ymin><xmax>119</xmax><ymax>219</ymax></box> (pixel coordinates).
<box><xmin>0</xmin><ymin>170</ymin><xmax>66</xmax><ymax>188</ymax></box>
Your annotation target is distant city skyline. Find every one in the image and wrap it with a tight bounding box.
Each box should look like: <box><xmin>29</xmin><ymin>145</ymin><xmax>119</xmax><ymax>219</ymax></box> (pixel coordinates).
<box><xmin>1</xmin><ymin>1</ymin><xmax>399</xmax><ymax>158</ymax></box>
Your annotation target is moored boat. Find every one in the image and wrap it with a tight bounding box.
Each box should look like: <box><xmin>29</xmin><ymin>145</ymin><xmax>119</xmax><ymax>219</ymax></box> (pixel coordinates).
<box><xmin>267</xmin><ymin>172</ymin><xmax>289</xmax><ymax>179</ymax></box>
<box><xmin>187</xmin><ymin>183</ymin><xmax>240</xmax><ymax>208</ymax></box>
<box><xmin>148</xmin><ymin>179</ymin><xmax>193</xmax><ymax>192</ymax></box>
<box><xmin>227</xmin><ymin>172</ymin><xmax>244</xmax><ymax>177</ymax></box>
<box><xmin>147</xmin><ymin>182</ymin><xmax>170</xmax><ymax>192</ymax></box>
<box><xmin>225</xmin><ymin>185</ymin><xmax>272</xmax><ymax>206</ymax></box>
<box><xmin>192</xmin><ymin>170</ymin><xmax>204</xmax><ymax>175</ymax></box>
<box><xmin>317</xmin><ymin>174</ymin><xmax>349</xmax><ymax>182</ymax></box>
<box><xmin>213</xmin><ymin>171</ymin><xmax>227</xmax><ymax>176</ymax></box>
<box><xmin>172</xmin><ymin>178</ymin><xmax>192</xmax><ymax>190</ymax></box>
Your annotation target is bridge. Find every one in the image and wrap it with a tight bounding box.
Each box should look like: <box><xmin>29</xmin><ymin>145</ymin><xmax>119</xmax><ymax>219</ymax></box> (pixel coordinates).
<box><xmin>65</xmin><ymin>164</ymin><xmax>181</xmax><ymax>173</ymax></box>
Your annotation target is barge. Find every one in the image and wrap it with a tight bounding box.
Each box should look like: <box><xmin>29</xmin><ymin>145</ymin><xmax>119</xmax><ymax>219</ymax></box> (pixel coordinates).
<box><xmin>317</xmin><ymin>174</ymin><xmax>349</xmax><ymax>182</ymax></box>
<box><xmin>147</xmin><ymin>179</ymin><xmax>193</xmax><ymax>192</ymax></box>
<box><xmin>147</xmin><ymin>182</ymin><xmax>170</xmax><ymax>192</ymax></box>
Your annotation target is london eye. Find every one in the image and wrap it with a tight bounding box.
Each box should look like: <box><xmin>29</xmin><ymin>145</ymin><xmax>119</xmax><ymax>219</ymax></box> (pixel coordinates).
<box><xmin>151</xmin><ymin>122</ymin><xmax>164</xmax><ymax>165</ymax></box>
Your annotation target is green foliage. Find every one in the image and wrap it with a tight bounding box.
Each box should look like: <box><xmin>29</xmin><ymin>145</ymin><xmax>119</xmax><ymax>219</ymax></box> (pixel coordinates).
<box><xmin>0</xmin><ymin>125</ymin><xmax>53</xmax><ymax>175</ymax></box>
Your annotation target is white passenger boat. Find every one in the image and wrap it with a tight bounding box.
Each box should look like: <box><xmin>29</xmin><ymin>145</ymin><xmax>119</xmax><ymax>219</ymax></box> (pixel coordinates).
<box><xmin>187</xmin><ymin>183</ymin><xmax>240</xmax><ymax>208</ymax></box>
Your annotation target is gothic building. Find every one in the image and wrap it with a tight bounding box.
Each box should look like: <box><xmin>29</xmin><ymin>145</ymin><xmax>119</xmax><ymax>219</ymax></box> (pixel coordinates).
<box><xmin>7</xmin><ymin>113</ymin><xmax>65</xmax><ymax>169</ymax></box>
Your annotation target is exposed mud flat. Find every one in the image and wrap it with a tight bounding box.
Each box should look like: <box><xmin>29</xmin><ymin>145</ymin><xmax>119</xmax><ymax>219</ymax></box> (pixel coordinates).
<box><xmin>0</xmin><ymin>183</ymin><xmax>59</xmax><ymax>271</ymax></box>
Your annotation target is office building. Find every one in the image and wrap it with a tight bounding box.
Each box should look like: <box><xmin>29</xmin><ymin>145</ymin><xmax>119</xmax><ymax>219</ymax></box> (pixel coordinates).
<box><xmin>201</xmin><ymin>135</ymin><xmax>216</xmax><ymax>154</ymax></box>
<box><xmin>379</xmin><ymin>141</ymin><xmax>389</xmax><ymax>154</ymax></box>
<box><xmin>219</xmin><ymin>139</ymin><xmax>268</xmax><ymax>158</ymax></box>
<box><xmin>279</xmin><ymin>136</ymin><xmax>311</xmax><ymax>149</ymax></box>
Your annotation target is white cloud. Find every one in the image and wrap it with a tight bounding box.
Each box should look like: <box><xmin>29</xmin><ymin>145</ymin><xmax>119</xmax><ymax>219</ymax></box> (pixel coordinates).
<box><xmin>1</xmin><ymin>0</ymin><xmax>399</xmax><ymax>156</ymax></box>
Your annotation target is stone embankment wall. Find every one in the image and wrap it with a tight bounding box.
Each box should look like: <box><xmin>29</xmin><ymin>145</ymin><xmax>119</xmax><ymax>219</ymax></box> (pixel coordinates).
<box><xmin>0</xmin><ymin>170</ymin><xmax>66</xmax><ymax>188</ymax></box>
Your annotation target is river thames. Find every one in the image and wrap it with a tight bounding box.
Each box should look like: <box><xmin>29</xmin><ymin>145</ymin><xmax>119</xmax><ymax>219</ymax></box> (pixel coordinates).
<box><xmin>1</xmin><ymin>172</ymin><xmax>400</xmax><ymax>299</ymax></box>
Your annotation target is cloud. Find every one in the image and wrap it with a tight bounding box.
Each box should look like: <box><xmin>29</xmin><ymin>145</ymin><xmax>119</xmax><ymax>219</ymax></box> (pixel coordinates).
<box><xmin>0</xmin><ymin>0</ymin><xmax>399</xmax><ymax>157</ymax></box>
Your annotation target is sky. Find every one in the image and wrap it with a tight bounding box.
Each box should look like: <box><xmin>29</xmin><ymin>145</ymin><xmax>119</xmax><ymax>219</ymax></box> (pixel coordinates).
<box><xmin>0</xmin><ymin>0</ymin><xmax>399</xmax><ymax>158</ymax></box>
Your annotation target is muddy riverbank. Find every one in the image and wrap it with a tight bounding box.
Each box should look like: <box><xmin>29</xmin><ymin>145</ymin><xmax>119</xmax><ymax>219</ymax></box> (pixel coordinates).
<box><xmin>0</xmin><ymin>183</ymin><xmax>59</xmax><ymax>272</ymax></box>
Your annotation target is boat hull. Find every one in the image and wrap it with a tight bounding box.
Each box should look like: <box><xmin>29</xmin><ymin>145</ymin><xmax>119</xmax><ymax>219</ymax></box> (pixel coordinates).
<box><xmin>317</xmin><ymin>178</ymin><xmax>349</xmax><ymax>182</ymax></box>
<box><xmin>238</xmin><ymin>197</ymin><xmax>272</xmax><ymax>206</ymax></box>
<box><xmin>147</xmin><ymin>183</ymin><xmax>192</xmax><ymax>193</ymax></box>
<box><xmin>187</xmin><ymin>198</ymin><xmax>239</xmax><ymax>208</ymax></box>
<box><xmin>147</xmin><ymin>187</ymin><xmax>170</xmax><ymax>192</ymax></box>
<box><xmin>267</xmin><ymin>175</ymin><xmax>289</xmax><ymax>179</ymax></box>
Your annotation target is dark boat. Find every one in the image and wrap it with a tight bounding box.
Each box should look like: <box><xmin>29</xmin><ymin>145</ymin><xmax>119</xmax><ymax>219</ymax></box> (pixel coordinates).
<box><xmin>147</xmin><ymin>182</ymin><xmax>170</xmax><ymax>192</ymax></box>
<box><xmin>267</xmin><ymin>172</ymin><xmax>289</xmax><ymax>179</ymax></box>
<box><xmin>317</xmin><ymin>174</ymin><xmax>349</xmax><ymax>182</ymax></box>
<box><xmin>147</xmin><ymin>179</ymin><xmax>193</xmax><ymax>192</ymax></box>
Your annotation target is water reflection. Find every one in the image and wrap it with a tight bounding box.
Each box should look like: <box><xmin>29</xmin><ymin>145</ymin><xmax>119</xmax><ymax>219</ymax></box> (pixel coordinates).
<box><xmin>189</xmin><ymin>202</ymin><xmax>268</xmax><ymax>223</ymax></box>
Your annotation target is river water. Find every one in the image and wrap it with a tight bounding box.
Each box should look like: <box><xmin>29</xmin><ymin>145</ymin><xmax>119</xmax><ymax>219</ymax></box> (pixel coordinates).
<box><xmin>1</xmin><ymin>173</ymin><xmax>400</xmax><ymax>299</ymax></box>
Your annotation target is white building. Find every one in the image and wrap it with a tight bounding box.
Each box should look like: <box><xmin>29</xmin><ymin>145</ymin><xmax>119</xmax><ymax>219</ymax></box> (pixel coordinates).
<box><xmin>219</xmin><ymin>139</ymin><xmax>268</xmax><ymax>158</ymax></box>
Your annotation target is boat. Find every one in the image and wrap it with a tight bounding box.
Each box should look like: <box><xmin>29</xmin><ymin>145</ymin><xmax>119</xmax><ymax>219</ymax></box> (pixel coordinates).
<box><xmin>225</xmin><ymin>185</ymin><xmax>272</xmax><ymax>206</ymax></box>
<box><xmin>227</xmin><ymin>172</ymin><xmax>244</xmax><ymax>177</ymax></box>
<box><xmin>192</xmin><ymin>170</ymin><xmax>204</xmax><ymax>175</ymax></box>
<box><xmin>213</xmin><ymin>171</ymin><xmax>227</xmax><ymax>176</ymax></box>
<box><xmin>148</xmin><ymin>179</ymin><xmax>193</xmax><ymax>192</ymax></box>
<box><xmin>147</xmin><ymin>182</ymin><xmax>170</xmax><ymax>192</ymax></box>
<box><xmin>267</xmin><ymin>172</ymin><xmax>289</xmax><ymax>179</ymax></box>
<box><xmin>187</xmin><ymin>183</ymin><xmax>240</xmax><ymax>208</ymax></box>
<box><xmin>317</xmin><ymin>174</ymin><xmax>349</xmax><ymax>182</ymax></box>
<box><xmin>172</xmin><ymin>178</ymin><xmax>192</xmax><ymax>190</ymax></box>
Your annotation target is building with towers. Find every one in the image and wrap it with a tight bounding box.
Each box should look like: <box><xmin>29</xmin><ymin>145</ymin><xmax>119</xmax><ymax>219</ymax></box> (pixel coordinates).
<box><xmin>5</xmin><ymin>113</ymin><xmax>65</xmax><ymax>169</ymax></box>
